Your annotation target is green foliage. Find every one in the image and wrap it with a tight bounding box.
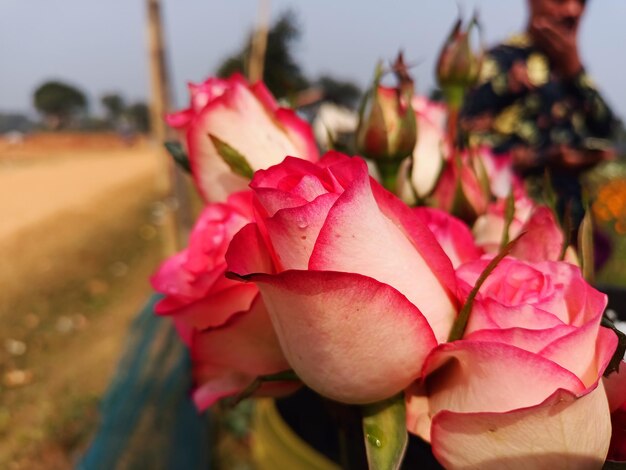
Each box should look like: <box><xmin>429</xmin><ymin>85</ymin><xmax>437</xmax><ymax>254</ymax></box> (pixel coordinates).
<box><xmin>126</xmin><ymin>102</ymin><xmax>150</xmax><ymax>133</ymax></box>
<box><xmin>216</xmin><ymin>10</ymin><xmax>308</xmax><ymax>99</ymax></box>
<box><xmin>33</xmin><ymin>80</ymin><xmax>87</xmax><ymax>127</ymax></box>
<box><xmin>101</xmin><ymin>93</ymin><xmax>125</xmax><ymax>121</ymax></box>
<box><xmin>164</xmin><ymin>141</ymin><xmax>191</xmax><ymax>173</ymax></box>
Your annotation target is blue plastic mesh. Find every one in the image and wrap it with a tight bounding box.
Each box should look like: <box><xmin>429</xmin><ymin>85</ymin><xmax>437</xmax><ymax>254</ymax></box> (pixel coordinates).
<box><xmin>77</xmin><ymin>294</ymin><xmax>211</xmax><ymax>470</ymax></box>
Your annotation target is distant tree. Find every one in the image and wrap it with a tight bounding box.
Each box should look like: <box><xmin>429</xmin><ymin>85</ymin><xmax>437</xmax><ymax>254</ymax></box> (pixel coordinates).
<box><xmin>316</xmin><ymin>75</ymin><xmax>362</xmax><ymax>109</ymax></box>
<box><xmin>101</xmin><ymin>93</ymin><xmax>125</xmax><ymax>123</ymax></box>
<box><xmin>216</xmin><ymin>10</ymin><xmax>309</xmax><ymax>100</ymax></box>
<box><xmin>33</xmin><ymin>80</ymin><xmax>87</xmax><ymax>129</ymax></box>
<box><xmin>126</xmin><ymin>102</ymin><xmax>150</xmax><ymax>133</ymax></box>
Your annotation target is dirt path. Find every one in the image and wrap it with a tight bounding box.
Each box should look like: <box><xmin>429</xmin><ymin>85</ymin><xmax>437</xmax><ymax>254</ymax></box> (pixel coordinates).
<box><xmin>0</xmin><ymin>145</ymin><xmax>174</xmax><ymax>468</ymax></box>
<box><xmin>0</xmin><ymin>147</ymin><xmax>167</xmax><ymax>305</ymax></box>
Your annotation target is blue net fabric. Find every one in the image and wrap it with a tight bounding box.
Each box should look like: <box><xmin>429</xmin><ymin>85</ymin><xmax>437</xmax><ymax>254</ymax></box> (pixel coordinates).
<box><xmin>77</xmin><ymin>294</ymin><xmax>211</xmax><ymax>470</ymax></box>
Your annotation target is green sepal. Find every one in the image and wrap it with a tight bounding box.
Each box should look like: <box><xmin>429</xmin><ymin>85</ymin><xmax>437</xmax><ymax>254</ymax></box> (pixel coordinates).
<box><xmin>225</xmin><ymin>370</ymin><xmax>300</xmax><ymax>406</ymax></box>
<box><xmin>448</xmin><ymin>234</ymin><xmax>523</xmax><ymax>342</ymax></box>
<box><xmin>578</xmin><ymin>209</ymin><xmax>595</xmax><ymax>283</ymax></box>
<box><xmin>390</xmin><ymin>98</ymin><xmax>417</xmax><ymax>161</ymax></box>
<box><xmin>209</xmin><ymin>134</ymin><xmax>254</xmax><ymax>180</ymax></box>
<box><xmin>164</xmin><ymin>141</ymin><xmax>191</xmax><ymax>173</ymax></box>
<box><xmin>449</xmin><ymin>153</ymin><xmax>478</xmax><ymax>224</ymax></box>
<box><xmin>601</xmin><ymin>315</ymin><xmax>626</xmax><ymax>378</ymax></box>
<box><xmin>473</xmin><ymin>151</ymin><xmax>492</xmax><ymax>200</ymax></box>
<box><xmin>362</xmin><ymin>393</ymin><xmax>407</xmax><ymax>470</ymax></box>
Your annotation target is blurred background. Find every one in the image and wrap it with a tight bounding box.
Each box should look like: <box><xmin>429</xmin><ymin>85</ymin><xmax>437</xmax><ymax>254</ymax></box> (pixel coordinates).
<box><xmin>1</xmin><ymin>1</ymin><xmax>626</xmax><ymax>468</ymax></box>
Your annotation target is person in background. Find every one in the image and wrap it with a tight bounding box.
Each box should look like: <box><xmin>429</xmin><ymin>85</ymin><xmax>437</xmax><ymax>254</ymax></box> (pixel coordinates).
<box><xmin>461</xmin><ymin>0</ymin><xmax>618</xmax><ymax>241</ymax></box>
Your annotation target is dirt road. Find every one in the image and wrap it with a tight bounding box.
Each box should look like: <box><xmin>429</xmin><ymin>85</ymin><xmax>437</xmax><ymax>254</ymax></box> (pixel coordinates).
<box><xmin>0</xmin><ymin>143</ymin><xmax>174</xmax><ymax>468</ymax></box>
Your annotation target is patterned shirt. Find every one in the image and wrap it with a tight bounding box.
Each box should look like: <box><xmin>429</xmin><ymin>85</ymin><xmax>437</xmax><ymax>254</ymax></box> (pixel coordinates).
<box><xmin>461</xmin><ymin>33</ymin><xmax>616</xmax><ymax>161</ymax></box>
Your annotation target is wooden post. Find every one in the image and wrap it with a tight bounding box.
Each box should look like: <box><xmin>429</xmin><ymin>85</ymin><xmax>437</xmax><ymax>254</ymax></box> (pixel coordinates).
<box><xmin>146</xmin><ymin>0</ymin><xmax>193</xmax><ymax>252</ymax></box>
<box><xmin>248</xmin><ymin>0</ymin><xmax>271</xmax><ymax>83</ymax></box>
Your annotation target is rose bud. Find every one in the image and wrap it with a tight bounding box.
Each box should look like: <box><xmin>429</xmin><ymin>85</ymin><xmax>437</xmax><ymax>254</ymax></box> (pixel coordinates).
<box><xmin>356</xmin><ymin>55</ymin><xmax>417</xmax><ymax>165</ymax></box>
<box><xmin>436</xmin><ymin>15</ymin><xmax>482</xmax><ymax>108</ymax></box>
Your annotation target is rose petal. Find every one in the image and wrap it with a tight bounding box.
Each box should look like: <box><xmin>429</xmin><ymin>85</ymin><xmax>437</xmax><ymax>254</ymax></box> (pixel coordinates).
<box><xmin>188</xmin><ymin>83</ymin><xmax>306</xmax><ymax>201</ymax></box>
<box><xmin>464</xmin><ymin>324</ymin><xmax>577</xmax><ymax>354</ymax></box>
<box><xmin>414</xmin><ymin>207</ymin><xmax>482</xmax><ymax>268</ymax></box>
<box><xmin>169</xmin><ymin>283</ymin><xmax>259</xmax><ymax>329</ymax></box>
<box><xmin>190</xmin><ymin>297</ymin><xmax>294</xmax><ymax>410</ymax></box>
<box><xmin>539</xmin><ymin>322</ymin><xmax>617</xmax><ymax>387</ymax></box>
<box><xmin>247</xmin><ymin>270</ymin><xmax>438</xmax><ymax>404</ymax></box>
<box><xmin>466</xmin><ymin>298</ymin><xmax>565</xmax><ymax>334</ymax></box>
<box><xmin>226</xmin><ymin>223</ymin><xmax>276</xmax><ymax>276</ymax></box>
<box><xmin>411</xmin><ymin>106</ymin><xmax>445</xmax><ymax>198</ymax></box>
<box><xmin>431</xmin><ymin>384</ymin><xmax>611</xmax><ymax>470</ymax></box>
<box><xmin>405</xmin><ymin>382</ymin><xmax>432</xmax><ymax>442</ymax></box>
<box><xmin>264</xmin><ymin>192</ymin><xmax>340</xmax><ymax>270</ymax></box>
<box><xmin>424</xmin><ymin>341</ymin><xmax>586</xmax><ymax>415</ymax></box>
<box><xmin>310</xmin><ymin>168</ymin><xmax>456</xmax><ymax>342</ymax></box>
<box><xmin>510</xmin><ymin>206</ymin><xmax>564</xmax><ymax>262</ymax></box>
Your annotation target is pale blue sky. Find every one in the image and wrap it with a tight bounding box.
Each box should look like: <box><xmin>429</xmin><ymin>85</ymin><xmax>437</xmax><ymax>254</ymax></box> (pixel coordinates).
<box><xmin>2</xmin><ymin>0</ymin><xmax>625</xmax><ymax>117</ymax></box>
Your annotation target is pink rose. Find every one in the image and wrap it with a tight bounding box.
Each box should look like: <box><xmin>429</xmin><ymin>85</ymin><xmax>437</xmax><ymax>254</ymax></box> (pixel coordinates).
<box><xmin>413</xmin><ymin>207</ymin><xmax>482</xmax><ymax>268</ymax></box>
<box><xmin>227</xmin><ymin>152</ymin><xmax>458</xmax><ymax>404</ymax></box>
<box><xmin>429</xmin><ymin>151</ymin><xmax>490</xmax><ymax>220</ymax></box>
<box><xmin>407</xmin><ymin>96</ymin><xmax>448</xmax><ymax>199</ymax></box>
<box><xmin>408</xmin><ymin>258</ymin><xmax>616</xmax><ymax>468</ymax></box>
<box><xmin>177</xmin><ymin>298</ymin><xmax>296</xmax><ymax>410</ymax></box>
<box><xmin>167</xmin><ymin>74</ymin><xmax>319</xmax><ymax>202</ymax></box>
<box><xmin>151</xmin><ymin>191</ymin><xmax>293</xmax><ymax>409</ymax></box>
<box><xmin>474</xmin><ymin>147</ymin><xmax>523</xmax><ymax>199</ymax></box>
<box><xmin>151</xmin><ymin>191</ymin><xmax>257</xmax><ymax>329</ymax></box>
<box><xmin>473</xmin><ymin>197</ymin><xmax>566</xmax><ymax>262</ymax></box>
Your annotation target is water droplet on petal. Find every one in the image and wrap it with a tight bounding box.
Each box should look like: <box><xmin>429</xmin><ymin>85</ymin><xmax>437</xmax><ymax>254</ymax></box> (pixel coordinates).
<box><xmin>365</xmin><ymin>424</ymin><xmax>386</xmax><ymax>449</ymax></box>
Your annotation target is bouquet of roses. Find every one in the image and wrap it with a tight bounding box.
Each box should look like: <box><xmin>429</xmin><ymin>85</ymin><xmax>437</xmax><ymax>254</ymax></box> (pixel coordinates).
<box><xmin>149</xmin><ymin>17</ymin><xmax>626</xmax><ymax>470</ymax></box>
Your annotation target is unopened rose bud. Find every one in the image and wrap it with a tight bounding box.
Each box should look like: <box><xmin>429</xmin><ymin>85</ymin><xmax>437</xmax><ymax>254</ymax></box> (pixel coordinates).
<box><xmin>356</xmin><ymin>57</ymin><xmax>417</xmax><ymax>163</ymax></box>
<box><xmin>436</xmin><ymin>15</ymin><xmax>482</xmax><ymax>107</ymax></box>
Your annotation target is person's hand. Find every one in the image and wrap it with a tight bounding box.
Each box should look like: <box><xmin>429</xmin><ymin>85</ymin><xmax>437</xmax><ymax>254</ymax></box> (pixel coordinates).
<box><xmin>552</xmin><ymin>145</ymin><xmax>613</xmax><ymax>170</ymax></box>
<box><xmin>530</xmin><ymin>17</ymin><xmax>583</xmax><ymax>78</ymax></box>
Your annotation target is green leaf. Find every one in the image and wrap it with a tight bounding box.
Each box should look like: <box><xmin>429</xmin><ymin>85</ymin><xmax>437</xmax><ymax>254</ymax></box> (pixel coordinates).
<box><xmin>362</xmin><ymin>394</ymin><xmax>407</xmax><ymax>470</ymax></box>
<box><xmin>500</xmin><ymin>189</ymin><xmax>516</xmax><ymax>251</ymax></box>
<box><xmin>601</xmin><ymin>315</ymin><xmax>626</xmax><ymax>378</ymax></box>
<box><xmin>449</xmin><ymin>152</ymin><xmax>478</xmax><ymax>224</ymax></box>
<box><xmin>448</xmin><ymin>234</ymin><xmax>523</xmax><ymax>342</ymax></box>
<box><xmin>559</xmin><ymin>201</ymin><xmax>574</xmax><ymax>261</ymax></box>
<box><xmin>208</xmin><ymin>134</ymin><xmax>254</xmax><ymax>179</ymax></box>
<box><xmin>473</xmin><ymin>151</ymin><xmax>492</xmax><ymax>200</ymax></box>
<box><xmin>164</xmin><ymin>141</ymin><xmax>191</xmax><ymax>173</ymax></box>
<box><xmin>578</xmin><ymin>209</ymin><xmax>595</xmax><ymax>283</ymax></box>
